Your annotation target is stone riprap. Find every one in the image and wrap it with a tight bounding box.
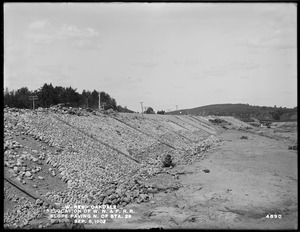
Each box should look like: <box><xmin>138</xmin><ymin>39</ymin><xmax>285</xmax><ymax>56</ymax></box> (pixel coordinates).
<box><xmin>4</xmin><ymin>107</ymin><xmax>230</xmax><ymax>229</ymax></box>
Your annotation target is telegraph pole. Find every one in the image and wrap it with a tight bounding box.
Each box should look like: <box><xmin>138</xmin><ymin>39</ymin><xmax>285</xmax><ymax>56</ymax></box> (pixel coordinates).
<box><xmin>29</xmin><ymin>95</ymin><xmax>38</xmax><ymax>110</ymax></box>
<box><xmin>99</xmin><ymin>91</ymin><xmax>101</xmax><ymax>110</ymax></box>
<box><xmin>140</xmin><ymin>102</ymin><xmax>144</xmax><ymax>118</ymax></box>
<box><xmin>176</xmin><ymin>105</ymin><xmax>178</xmax><ymax>111</ymax></box>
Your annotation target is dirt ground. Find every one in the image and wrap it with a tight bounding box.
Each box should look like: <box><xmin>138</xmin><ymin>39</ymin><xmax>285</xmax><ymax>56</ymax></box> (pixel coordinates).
<box><xmin>85</xmin><ymin>128</ymin><xmax>298</xmax><ymax>230</ymax></box>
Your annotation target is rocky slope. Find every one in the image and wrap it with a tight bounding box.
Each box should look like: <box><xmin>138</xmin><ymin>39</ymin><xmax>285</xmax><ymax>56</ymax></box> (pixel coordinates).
<box><xmin>4</xmin><ymin>106</ymin><xmax>224</xmax><ymax>229</ymax></box>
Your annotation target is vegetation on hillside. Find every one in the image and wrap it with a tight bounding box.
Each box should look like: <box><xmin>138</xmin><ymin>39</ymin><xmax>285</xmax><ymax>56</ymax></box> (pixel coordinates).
<box><xmin>157</xmin><ymin>110</ymin><xmax>166</xmax><ymax>115</ymax></box>
<box><xmin>3</xmin><ymin>83</ymin><xmax>133</xmax><ymax>112</ymax></box>
<box><xmin>168</xmin><ymin>103</ymin><xmax>297</xmax><ymax>122</ymax></box>
<box><xmin>144</xmin><ymin>107</ymin><xmax>155</xmax><ymax>114</ymax></box>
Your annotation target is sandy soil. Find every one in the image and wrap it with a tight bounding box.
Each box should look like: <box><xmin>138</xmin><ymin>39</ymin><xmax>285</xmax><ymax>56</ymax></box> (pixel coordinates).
<box><xmin>85</xmin><ymin>128</ymin><xmax>298</xmax><ymax>230</ymax></box>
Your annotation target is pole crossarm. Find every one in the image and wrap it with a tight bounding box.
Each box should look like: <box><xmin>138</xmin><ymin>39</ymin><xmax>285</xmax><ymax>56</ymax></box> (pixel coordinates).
<box><xmin>29</xmin><ymin>96</ymin><xmax>38</xmax><ymax>110</ymax></box>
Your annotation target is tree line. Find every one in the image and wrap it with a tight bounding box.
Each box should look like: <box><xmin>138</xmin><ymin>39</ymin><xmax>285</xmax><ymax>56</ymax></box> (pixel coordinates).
<box><xmin>169</xmin><ymin>103</ymin><xmax>297</xmax><ymax>121</ymax></box>
<box><xmin>3</xmin><ymin>83</ymin><xmax>166</xmax><ymax>114</ymax></box>
<box><xmin>3</xmin><ymin>83</ymin><xmax>124</xmax><ymax>111</ymax></box>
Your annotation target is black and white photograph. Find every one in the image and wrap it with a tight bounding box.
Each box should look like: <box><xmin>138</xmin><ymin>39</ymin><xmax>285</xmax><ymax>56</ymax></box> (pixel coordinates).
<box><xmin>3</xmin><ymin>2</ymin><xmax>297</xmax><ymax>230</ymax></box>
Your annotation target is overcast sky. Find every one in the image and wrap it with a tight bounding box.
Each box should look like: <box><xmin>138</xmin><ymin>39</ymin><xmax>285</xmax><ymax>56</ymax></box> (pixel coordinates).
<box><xmin>4</xmin><ymin>3</ymin><xmax>297</xmax><ymax>112</ymax></box>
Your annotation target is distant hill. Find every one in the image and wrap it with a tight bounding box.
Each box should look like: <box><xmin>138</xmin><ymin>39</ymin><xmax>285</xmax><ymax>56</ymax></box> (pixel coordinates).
<box><xmin>167</xmin><ymin>104</ymin><xmax>297</xmax><ymax>122</ymax></box>
<box><xmin>280</xmin><ymin>111</ymin><xmax>298</xmax><ymax>121</ymax></box>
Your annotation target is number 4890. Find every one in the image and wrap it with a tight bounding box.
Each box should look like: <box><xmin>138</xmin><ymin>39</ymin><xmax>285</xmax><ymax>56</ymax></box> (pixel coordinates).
<box><xmin>266</xmin><ymin>214</ymin><xmax>282</xmax><ymax>219</ymax></box>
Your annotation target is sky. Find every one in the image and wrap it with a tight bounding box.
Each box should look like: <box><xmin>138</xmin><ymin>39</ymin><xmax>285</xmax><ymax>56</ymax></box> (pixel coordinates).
<box><xmin>4</xmin><ymin>3</ymin><xmax>297</xmax><ymax>112</ymax></box>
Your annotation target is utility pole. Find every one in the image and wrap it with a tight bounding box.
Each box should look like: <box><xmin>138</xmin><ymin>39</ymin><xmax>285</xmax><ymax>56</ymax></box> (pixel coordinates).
<box><xmin>29</xmin><ymin>95</ymin><xmax>38</xmax><ymax>110</ymax></box>
<box><xmin>140</xmin><ymin>102</ymin><xmax>144</xmax><ymax>118</ymax></box>
<box><xmin>176</xmin><ymin>105</ymin><xmax>178</xmax><ymax>111</ymax></box>
<box><xmin>99</xmin><ymin>91</ymin><xmax>101</xmax><ymax>110</ymax></box>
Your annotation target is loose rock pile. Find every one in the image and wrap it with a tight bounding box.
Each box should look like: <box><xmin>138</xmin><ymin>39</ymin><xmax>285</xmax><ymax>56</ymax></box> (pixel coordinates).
<box><xmin>34</xmin><ymin>104</ymin><xmax>119</xmax><ymax>117</ymax></box>
<box><xmin>4</xmin><ymin>107</ymin><xmax>219</xmax><ymax>229</ymax></box>
<box><xmin>48</xmin><ymin>105</ymin><xmax>95</xmax><ymax>116</ymax></box>
<box><xmin>4</xmin><ymin>195</ymin><xmax>45</xmax><ymax>229</ymax></box>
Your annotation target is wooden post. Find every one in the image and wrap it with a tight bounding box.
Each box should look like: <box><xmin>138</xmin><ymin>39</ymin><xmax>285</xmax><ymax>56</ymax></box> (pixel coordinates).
<box><xmin>99</xmin><ymin>91</ymin><xmax>102</xmax><ymax>110</ymax></box>
<box><xmin>140</xmin><ymin>102</ymin><xmax>144</xmax><ymax>118</ymax></box>
<box><xmin>29</xmin><ymin>96</ymin><xmax>38</xmax><ymax>110</ymax></box>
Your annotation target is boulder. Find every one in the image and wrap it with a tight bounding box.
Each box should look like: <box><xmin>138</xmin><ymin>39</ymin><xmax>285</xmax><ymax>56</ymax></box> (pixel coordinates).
<box><xmin>61</xmin><ymin>176</ymin><xmax>68</xmax><ymax>182</ymax></box>
<box><xmin>25</xmin><ymin>171</ymin><xmax>32</xmax><ymax>177</ymax></box>
<box><xmin>67</xmin><ymin>180</ymin><xmax>73</xmax><ymax>188</ymax></box>
<box><xmin>162</xmin><ymin>154</ymin><xmax>173</xmax><ymax>167</ymax></box>
<box><xmin>45</xmin><ymin>157</ymin><xmax>51</xmax><ymax>164</ymax></box>
<box><xmin>106</xmin><ymin>189</ymin><xmax>115</xmax><ymax>196</ymax></box>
